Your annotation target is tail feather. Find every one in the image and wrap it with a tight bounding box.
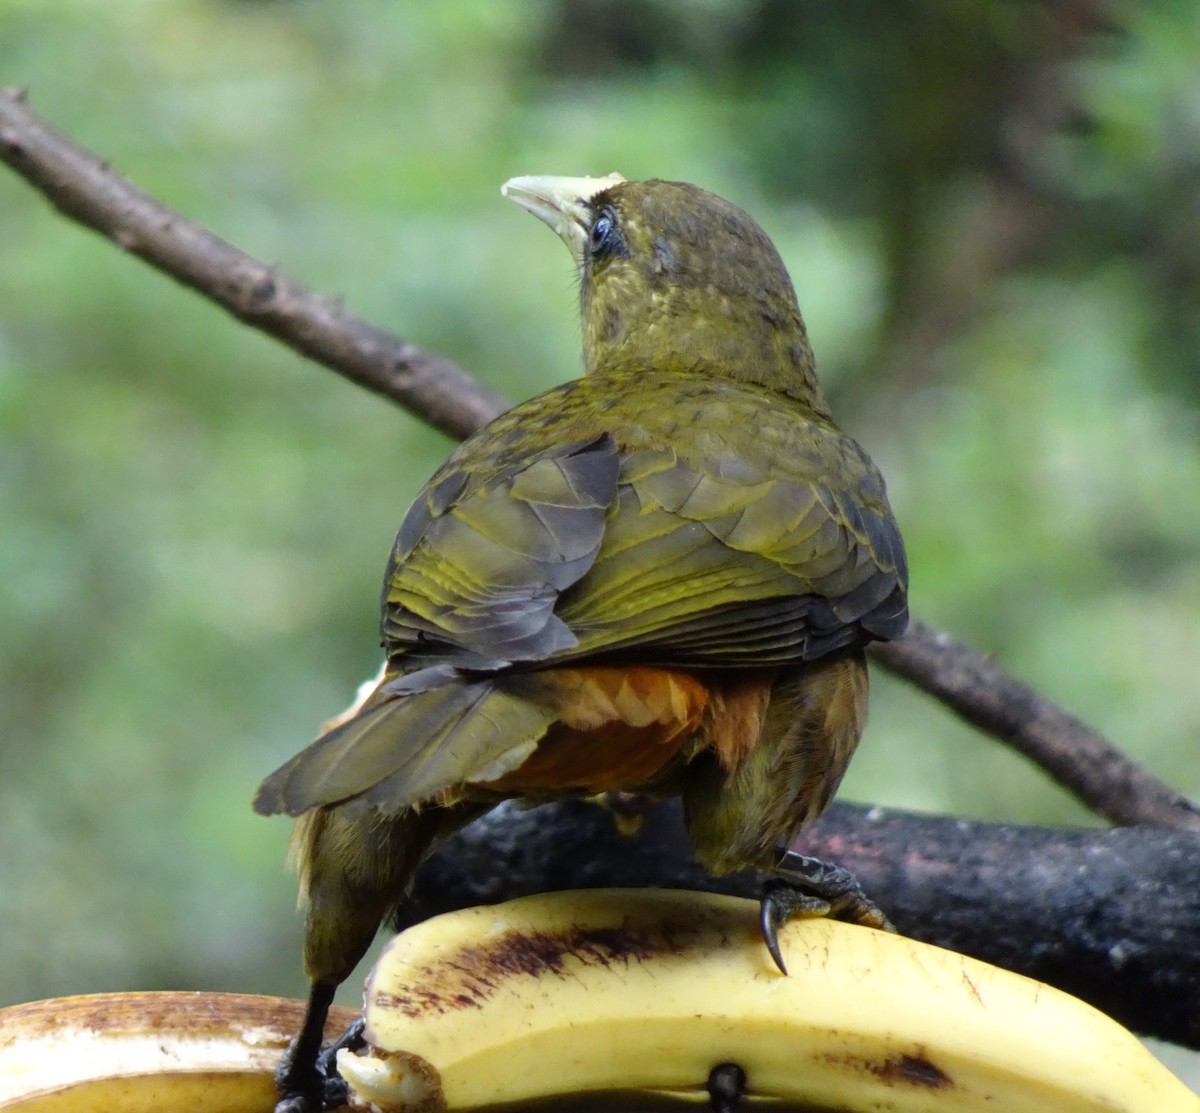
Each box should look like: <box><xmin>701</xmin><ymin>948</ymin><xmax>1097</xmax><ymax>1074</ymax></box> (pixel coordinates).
<box><xmin>253</xmin><ymin>675</ymin><xmax>558</xmax><ymax>818</ymax></box>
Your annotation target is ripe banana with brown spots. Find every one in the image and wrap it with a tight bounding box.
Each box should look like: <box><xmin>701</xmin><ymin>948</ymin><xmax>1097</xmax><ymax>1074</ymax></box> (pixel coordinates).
<box><xmin>339</xmin><ymin>889</ymin><xmax>1197</xmax><ymax>1113</ymax></box>
<box><xmin>0</xmin><ymin>993</ymin><xmax>356</xmax><ymax>1113</ymax></box>
<box><xmin>0</xmin><ymin>891</ymin><xmax>1194</xmax><ymax>1112</ymax></box>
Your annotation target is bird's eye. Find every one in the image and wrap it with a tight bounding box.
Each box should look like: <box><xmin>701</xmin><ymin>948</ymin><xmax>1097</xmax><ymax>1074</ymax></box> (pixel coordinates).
<box><xmin>588</xmin><ymin>206</ymin><xmax>621</xmax><ymax>257</ymax></box>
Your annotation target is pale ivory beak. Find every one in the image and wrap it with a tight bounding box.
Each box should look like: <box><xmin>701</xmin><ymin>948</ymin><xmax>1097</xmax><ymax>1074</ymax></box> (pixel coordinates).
<box><xmin>501</xmin><ymin>173</ymin><xmax>625</xmax><ymax>258</ymax></box>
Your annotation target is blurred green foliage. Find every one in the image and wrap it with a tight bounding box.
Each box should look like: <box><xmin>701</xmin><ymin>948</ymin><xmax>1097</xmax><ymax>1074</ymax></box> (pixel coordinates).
<box><xmin>1</xmin><ymin>0</ymin><xmax>1197</xmax><ymax>1035</ymax></box>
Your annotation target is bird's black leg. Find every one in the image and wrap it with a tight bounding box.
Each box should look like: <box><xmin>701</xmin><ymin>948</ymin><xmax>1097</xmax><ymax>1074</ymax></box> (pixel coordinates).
<box><xmin>274</xmin><ymin>980</ymin><xmax>361</xmax><ymax>1113</ymax></box>
<box><xmin>759</xmin><ymin>849</ymin><xmax>894</xmax><ymax>974</ymax></box>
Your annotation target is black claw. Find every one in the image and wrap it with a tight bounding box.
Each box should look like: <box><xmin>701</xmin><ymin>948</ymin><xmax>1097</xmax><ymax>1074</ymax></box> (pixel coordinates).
<box><xmin>320</xmin><ymin>1078</ymin><xmax>349</xmax><ymax>1110</ymax></box>
<box><xmin>759</xmin><ymin>892</ymin><xmax>788</xmax><ymax>975</ymax></box>
<box><xmin>770</xmin><ymin>850</ymin><xmax>894</xmax><ymax>932</ymax></box>
<box><xmin>757</xmin><ymin>850</ymin><xmax>893</xmax><ymax>972</ymax></box>
<box><xmin>707</xmin><ymin>1061</ymin><xmax>747</xmax><ymax>1113</ymax></box>
<box><xmin>275</xmin><ymin>1098</ymin><xmax>313</xmax><ymax>1113</ymax></box>
<box><xmin>314</xmin><ymin>1016</ymin><xmax>365</xmax><ymax>1108</ymax></box>
<box><xmin>326</xmin><ymin>1016</ymin><xmax>367</xmax><ymax>1058</ymax></box>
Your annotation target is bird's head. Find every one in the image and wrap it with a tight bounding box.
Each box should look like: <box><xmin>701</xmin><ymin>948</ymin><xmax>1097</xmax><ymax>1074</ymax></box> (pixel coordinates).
<box><xmin>502</xmin><ymin>174</ymin><xmax>826</xmax><ymax>413</ymax></box>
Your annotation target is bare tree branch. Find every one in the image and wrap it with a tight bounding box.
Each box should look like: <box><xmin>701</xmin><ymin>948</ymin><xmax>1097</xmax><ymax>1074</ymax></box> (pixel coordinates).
<box><xmin>2</xmin><ymin>85</ymin><xmax>1195</xmax><ymax>832</ymax></box>
<box><xmin>870</xmin><ymin>622</ymin><xmax>1200</xmax><ymax>831</ymax></box>
<box><xmin>0</xmin><ymin>87</ymin><xmax>508</xmax><ymax>442</ymax></box>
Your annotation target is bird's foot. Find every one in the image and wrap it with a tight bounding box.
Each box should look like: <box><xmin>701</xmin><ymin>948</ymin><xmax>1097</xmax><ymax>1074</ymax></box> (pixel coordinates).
<box><xmin>275</xmin><ymin>1016</ymin><xmax>365</xmax><ymax>1113</ymax></box>
<box><xmin>760</xmin><ymin>850</ymin><xmax>894</xmax><ymax>974</ymax></box>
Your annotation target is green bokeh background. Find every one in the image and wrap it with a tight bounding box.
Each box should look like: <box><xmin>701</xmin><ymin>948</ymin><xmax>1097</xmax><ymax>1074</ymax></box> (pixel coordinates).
<box><xmin>1</xmin><ymin>0</ymin><xmax>1197</xmax><ymax>1077</ymax></box>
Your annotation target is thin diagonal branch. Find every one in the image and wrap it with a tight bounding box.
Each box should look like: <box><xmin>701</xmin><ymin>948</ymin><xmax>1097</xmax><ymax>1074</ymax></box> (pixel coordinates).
<box><xmin>2</xmin><ymin>85</ymin><xmax>1195</xmax><ymax>831</ymax></box>
<box><xmin>869</xmin><ymin>622</ymin><xmax>1200</xmax><ymax>830</ymax></box>
<box><xmin>0</xmin><ymin>87</ymin><xmax>508</xmax><ymax>442</ymax></box>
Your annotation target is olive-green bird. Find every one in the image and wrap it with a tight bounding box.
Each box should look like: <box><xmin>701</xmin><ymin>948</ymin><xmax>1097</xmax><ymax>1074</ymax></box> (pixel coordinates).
<box><xmin>255</xmin><ymin>174</ymin><xmax>908</xmax><ymax>1111</ymax></box>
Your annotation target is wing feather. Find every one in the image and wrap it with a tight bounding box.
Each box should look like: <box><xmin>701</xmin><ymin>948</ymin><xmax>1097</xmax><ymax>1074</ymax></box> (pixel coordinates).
<box><xmin>254</xmin><ymin>673</ymin><xmax>559</xmax><ymax>816</ymax></box>
<box><xmin>379</xmin><ymin>373</ymin><xmax>906</xmax><ymax>674</ymax></box>
<box><xmin>381</xmin><ymin>433</ymin><xmax>620</xmax><ymax>665</ymax></box>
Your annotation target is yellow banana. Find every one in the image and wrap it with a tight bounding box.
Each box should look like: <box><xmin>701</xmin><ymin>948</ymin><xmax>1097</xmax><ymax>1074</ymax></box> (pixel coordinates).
<box><xmin>0</xmin><ymin>991</ymin><xmax>357</xmax><ymax>1113</ymax></box>
<box><xmin>340</xmin><ymin>888</ymin><xmax>1198</xmax><ymax>1113</ymax></box>
<box><xmin>0</xmin><ymin>893</ymin><xmax>1193</xmax><ymax>1112</ymax></box>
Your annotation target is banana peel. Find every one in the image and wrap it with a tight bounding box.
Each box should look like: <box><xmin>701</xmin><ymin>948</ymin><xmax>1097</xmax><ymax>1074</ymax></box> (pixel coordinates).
<box><xmin>0</xmin><ymin>891</ymin><xmax>1194</xmax><ymax>1112</ymax></box>
<box><xmin>340</xmin><ymin>889</ymin><xmax>1199</xmax><ymax>1113</ymax></box>
<box><xmin>0</xmin><ymin>992</ymin><xmax>357</xmax><ymax>1113</ymax></box>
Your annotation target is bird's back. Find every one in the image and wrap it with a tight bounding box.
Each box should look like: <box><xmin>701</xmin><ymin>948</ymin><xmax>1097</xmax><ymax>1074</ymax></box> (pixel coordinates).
<box><xmin>382</xmin><ymin>367</ymin><xmax>907</xmax><ymax>677</ymax></box>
